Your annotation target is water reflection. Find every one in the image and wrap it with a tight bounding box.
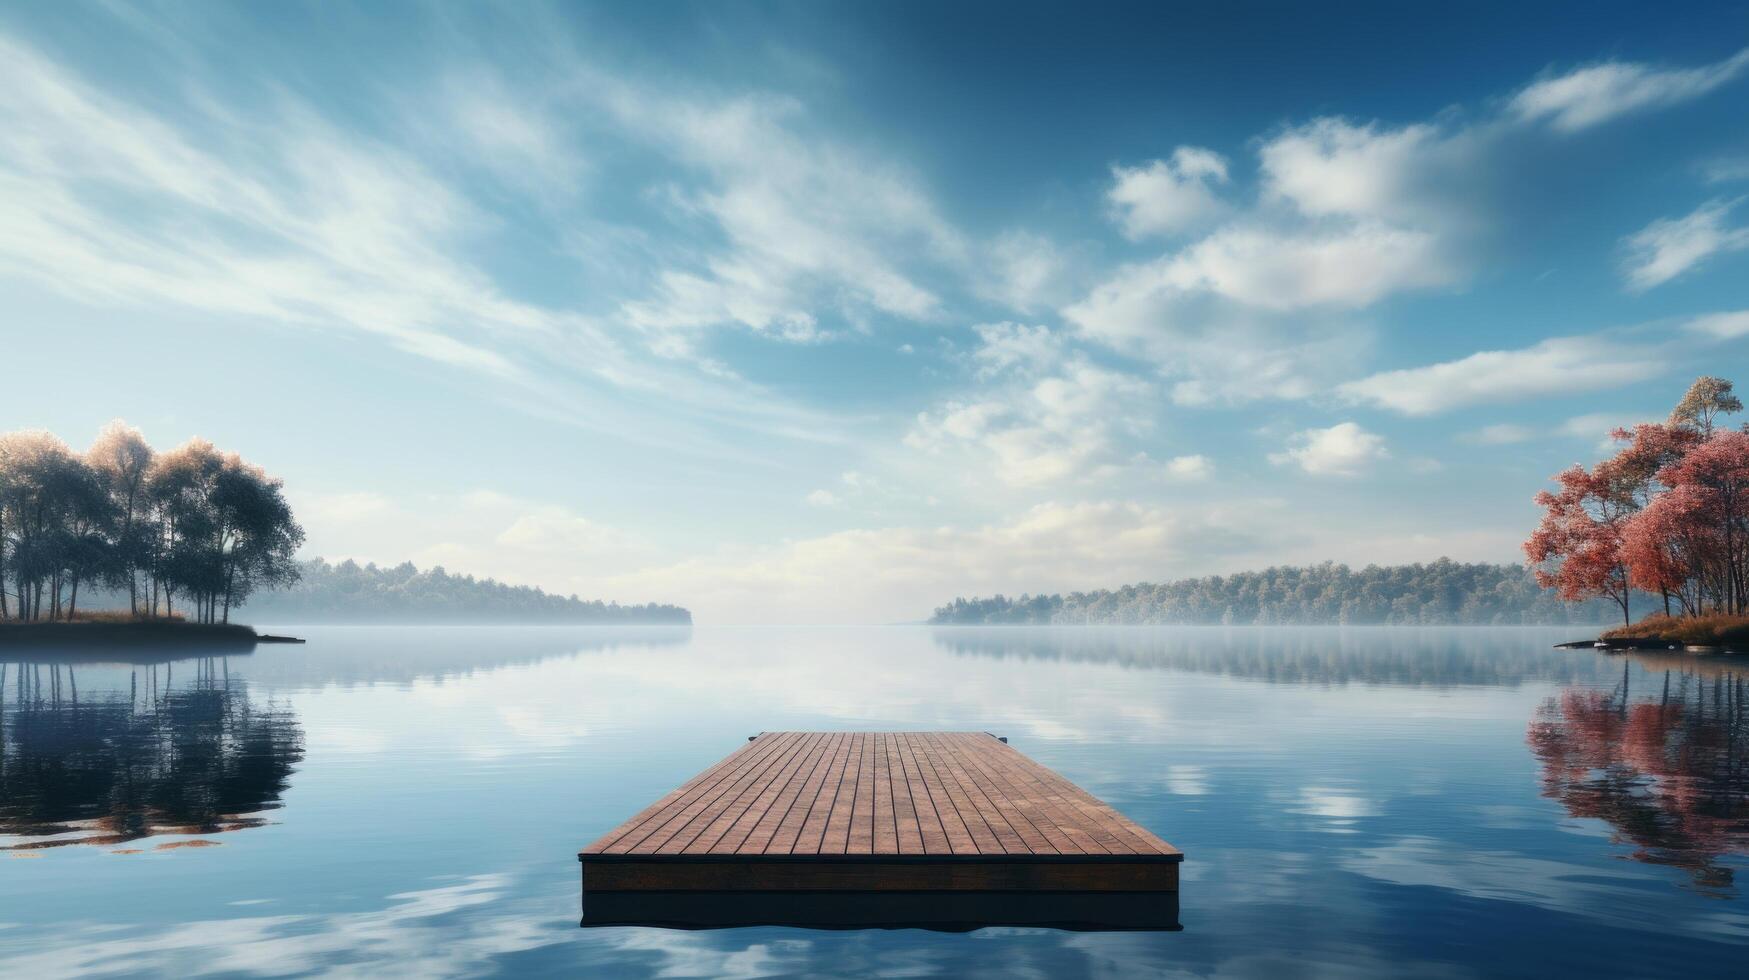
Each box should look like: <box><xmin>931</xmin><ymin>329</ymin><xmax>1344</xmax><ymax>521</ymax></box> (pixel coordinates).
<box><xmin>1528</xmin><ymin>655</ymin><xmax>1749</xmax><ymax>893</ymax></box>
<box><xmin>1</xmin><ymin>657</ymin><xmax>303</xmax><ymax>849</ymax></box>
<box><xmin>934</xmin><ymin>625</ymin><xmax>1594</xmax><ymax>687</ymax></box>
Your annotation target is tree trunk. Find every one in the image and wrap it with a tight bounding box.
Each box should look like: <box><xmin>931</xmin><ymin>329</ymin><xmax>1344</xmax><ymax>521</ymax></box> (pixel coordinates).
<box><xmin>68</xmin><ymin>576</ymin><xmax>79</xmax><ymax>619</ymax></box>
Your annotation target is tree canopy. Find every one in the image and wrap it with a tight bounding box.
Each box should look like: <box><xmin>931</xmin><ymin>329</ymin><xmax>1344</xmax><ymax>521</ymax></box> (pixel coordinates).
<box><xmin>241</xmin><ymin>557</ymin><xmax>691</xmax><ymax>624</ymax></box>
<box><xmin>928</xmin><ymin>559</ymin><xmax>1613</xmax><ymax>625</ymax></box>
<box><xmin>1527</xmin><ymin>376</ymin><xmax>1749</xmax><ymax>625</ymax></box>
<box><xmin>0</xmin><ymin>422</ymin><xmax>304</xmax><ymax>623</ymax></box>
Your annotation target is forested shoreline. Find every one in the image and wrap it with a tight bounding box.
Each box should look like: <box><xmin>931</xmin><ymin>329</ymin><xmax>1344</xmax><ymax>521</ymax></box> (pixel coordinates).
<box><xmin>237</xmin><ymin>557</ymin><xmax>691</xmax><ymax>624</ymax></box>
<box><xmin>929</xmin><ymin>560</ymin><xmax>1617</xmax><ymax>625</ymax></box>
<box><xmin>1</xmin><ymin>424</ymin><xmax>301</xmax><ymax>624</ymax></box>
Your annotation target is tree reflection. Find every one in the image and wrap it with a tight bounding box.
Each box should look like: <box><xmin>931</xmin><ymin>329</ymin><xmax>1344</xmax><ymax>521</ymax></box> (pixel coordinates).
<box><xmin>0</xmin><ymin>657</ymin><xmax>303</xmax><ymax>848</ymax></box>
<box><xmin>1528</xmin><ymin>660</ymin><xmax>1748</xmax><ymax>893</ymax></box>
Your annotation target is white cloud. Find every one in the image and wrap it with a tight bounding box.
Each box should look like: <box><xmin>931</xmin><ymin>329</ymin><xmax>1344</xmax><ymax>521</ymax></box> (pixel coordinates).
<box><xmin>1269</xmin><ymin>422</ymin><xmax>1388</xmax><ymax>477</ymax></box>
<box><xmin>609</xmin><ymin>92</ymin><xmax>961</xmax><ymax>344</ymax></box>
<box><xmin>1512</xmin><ymin>46</ymin><xmax>1749</xmax><ymax>132</ymax></box>
<box><xmin>1106</xmin><ymin>146</ymin><xmax>1229</xmax><ymax>238</ymax></box>
<box><xmin>1337</xmin><ymin>335</ymin><xmax>1665</xmax><ymax>415</ymax></box>
<box><xmin>1075</xmin><ymin>222</ymin><xmax>1455</xmax><ymax>320</ymax></box>
<box><xmin>1620</xmin><ymin>198</ymin><xmax>1749</xmax><ymax>291</ymax></box>
<box><xmin>1163</xmin><ymin>454</ymin><xmax>1214</xmax><ymax>481</ymax></box>
<box><xmin>907</xmin><ymin>325</ymin><xmax>1153</xmax><ymax>487</ymax></box>
<box><xmin>1259</xmin><ymin>118</ymin><xmax>1450</xmax><ymax>224</ymax></box>
<box><xmin>805</xmin><ymin>488</ymin><xmax>841</xmax><ymax>507</ymax></box>
<box><xmin>1686</xmin><ymin>309</ymin><xmax>1749</xmax><ymax>338</ymax></box>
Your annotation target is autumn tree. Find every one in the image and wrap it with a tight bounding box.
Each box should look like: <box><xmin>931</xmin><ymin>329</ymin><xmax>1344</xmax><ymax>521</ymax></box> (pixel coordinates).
<box><xmin>1534</xmin><ymin>376</ymin><xmax>1749</xmax><ymax>625</ymax></box>
<box><xmin>1526</xmin><ymin>463</ymin><xmax>1637</xmax><ymax>625</ymax></box>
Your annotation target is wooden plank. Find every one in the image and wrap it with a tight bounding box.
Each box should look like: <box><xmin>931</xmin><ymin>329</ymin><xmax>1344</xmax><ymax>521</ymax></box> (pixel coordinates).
<box><xmin>902</xmin><ymin>732</ymin><xmax>980</xmax><ymax>854</ymax></box>
<box><xmin>872</xmin><ymin>732</ymin><xmax>899</xmax><ymax>854</ymax></box>
<box><xmin>580</xmin><ymin>731</ymin><xmax>1182</xmax><ymax>899</ymax></box>
<box><xmin>739</xmin><ymin>733</ymin><xmax>833</xmax><ymax>855</ymax></box>
<box><xmin>936</xmin><ymin>734</ymin><xmax>1057</xmax><ymax>855</ymax></box>
<box><xmin>701</xmin><ymin>732</ymin><xmax>823</xmax><ymax>854</ymax></box>
<box><xmin>594</xmin><ymin>732</ymin><xmax>796</xmax><ymax>854</ymax></box>
<box><xmin>925</xmin><ymin>732</ymin><xmax>1028</xmax><ymax>855</ymax></box>
<box><xmin>630</xmin><ymin>732</ymin><xmax>802</xmax><ymax>854</ymax></box>
<box><xmin>916</xmin><ymin>733</ymin><xmax>1004</xmax><ymax>854</ymax></box>
<box><xmin>763</xmin><ymin>732</ymin><xmax>841</xmax><ymax>855</ymax></box>
<box><xmin>586</xmin><ymin>734</ymin><xmax>770</xmax><ymax>852</ymax></box>
<box><xmin>893</xmin><ymin>731</ymin><xmax>950</xmax><ymax>855</ymax></box>
<box><xmin>886</xmin><ymin>733</ymin><xmax>926</xmax><ymax>854</ymax></box>
<box><xmin>820</xmin><ymin>732</ymin><xmax>864</xmax><ymax>854</ymax></box>
<box><xmin>851</xmin><ymin>731</ymin><xmax>875</xmax><ymax>853</ymax></box>
<box><xmin>1022</xmin><ymin>751</ymin><xmax>1179</xmax><ymax>856</ymax></box>
<box><xmin>795</xmin><ymin>730</ymin><xmax>854</xmax><ymax>854</ymax></box>
<box><xmin>971</xmin><ymin>736</ymin><xmax>1116</xmax><ymax>855</ymax></box>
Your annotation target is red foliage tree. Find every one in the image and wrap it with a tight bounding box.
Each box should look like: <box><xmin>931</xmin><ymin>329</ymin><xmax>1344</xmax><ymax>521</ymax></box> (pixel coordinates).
<box><xmin>1526</xmin><ymin>463</ymin><xmax>1637</xmax><ymax>625</ymax></box>
<box><xmin>1530</xmin><ymin>378</ymin><xmax>1749</xmax><ymax>624</ymax></box>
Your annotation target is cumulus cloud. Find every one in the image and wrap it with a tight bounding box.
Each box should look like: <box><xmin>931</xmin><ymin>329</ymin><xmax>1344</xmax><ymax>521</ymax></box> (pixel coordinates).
<box><xmin>1163</xmin><ymin>454</ymin><xmax>1214</xmax><ymax>481</ymax></box>
<box><xmin>1107</xmin><ymin>146</ymin><xmax>1229</xmax><ymax>238</ymax></box>
<box><xmin>1512</xmin><ymin>46</ymin><xmax>1749</xmax><ymax>132</ymax></box>
<box><xmin>1259</xmin><ymin>118</ymin><xmax>1458</xmax><ymax>225</ymax></box>
<box><xmin>1620</xmin><ymin>198</ymin><xmax>1749</xmax><ymax>291</ymax></box>
<box><xmin>1269</xmin><ymin>422</ymin><xmax>1389</xmax><ymax>476</ymax></box>
<box><xmin>1336</xmin><ymin>335</ymin><xmax>1665</xmax><ymax>415</ymax></box>
<box><xmin>1066</xmin><ymin>117</ymin><xmax>1472</xmax><ymax>403</ymax></box>
<box><xmin>907</xmin><ymin>324</ymin><xmax>1153</xmax><ymax>486</ymax></box>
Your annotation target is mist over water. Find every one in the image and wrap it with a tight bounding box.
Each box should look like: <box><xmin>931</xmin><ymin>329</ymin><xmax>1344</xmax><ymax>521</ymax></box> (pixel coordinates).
<box><xmin>2</xmin><ymin>626</ymin><xmax>1745</xmax><ymax>977</ymax></box>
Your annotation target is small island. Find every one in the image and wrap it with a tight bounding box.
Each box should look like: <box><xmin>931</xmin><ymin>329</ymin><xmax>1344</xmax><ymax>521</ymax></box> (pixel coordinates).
<box><xmin>2</xmin><ymin>423</ymin><xmax>688</xmax><ymax>644</ymax></box>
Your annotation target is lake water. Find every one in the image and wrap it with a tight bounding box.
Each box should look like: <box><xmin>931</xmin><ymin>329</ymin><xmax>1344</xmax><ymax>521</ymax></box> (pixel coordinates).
<box><xmin>2</xmin><ymin>625</ymin><xmax>1746</xmax><ymax>977</ymax></box>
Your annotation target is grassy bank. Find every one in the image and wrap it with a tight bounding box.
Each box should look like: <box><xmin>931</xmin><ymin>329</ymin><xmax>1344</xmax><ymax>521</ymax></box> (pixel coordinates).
<box><xmin>1600</xmin><ymin>613</ymin><xmax>1749</xmax><ymax>649</ymax></box>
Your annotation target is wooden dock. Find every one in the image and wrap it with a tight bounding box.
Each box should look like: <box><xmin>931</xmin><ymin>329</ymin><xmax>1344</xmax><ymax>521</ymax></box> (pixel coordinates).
<box><xmin>579</xmin><ymin>732</ymin><xmax>1181</xmax><ymax>929</ymax></box>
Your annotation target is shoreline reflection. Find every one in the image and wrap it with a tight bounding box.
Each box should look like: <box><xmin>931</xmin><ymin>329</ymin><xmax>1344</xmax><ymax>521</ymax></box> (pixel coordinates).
<box><xmin>1529</xmin><ymin>657</ymin><xmax>1749</xmax><ymax>893</ymax></box>
<box><xmin>1</xmin><ymin>657</ymin><xmax>303</xmax><ymax>850</ymax></box>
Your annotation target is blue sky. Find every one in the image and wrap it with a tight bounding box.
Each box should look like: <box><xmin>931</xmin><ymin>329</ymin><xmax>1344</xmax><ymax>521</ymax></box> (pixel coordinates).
<box><xmin>3</xmin><ymin>1</ymin><xmax>1748</xmax><ymax>622</ymax></box>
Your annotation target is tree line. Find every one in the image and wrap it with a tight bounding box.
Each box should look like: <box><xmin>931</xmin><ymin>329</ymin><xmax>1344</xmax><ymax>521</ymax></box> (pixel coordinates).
<box><xmin>928</xmin><ymin>559</ymin><xmax>1615</xmax><ymax>625</ymax></box>
<box><xmin>239</xmin><ymin>557</ymin><xmax>692</xmax><ymax>624</ymax></box>
<box><xmin>1527</xmin><ymin>377</ymin><xmax>1749</xmax><ymax>625</ymax></box>
<box><xmin>0</xmin><ymin>423</ymin><xmax>303</xmax><ymax>624</ymax></box>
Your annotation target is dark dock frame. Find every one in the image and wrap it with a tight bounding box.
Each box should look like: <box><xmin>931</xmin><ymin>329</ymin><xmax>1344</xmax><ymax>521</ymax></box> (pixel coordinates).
<box><xmin>579</xmin><ymin>731</ymin><xmax>1182</xmax><ymax>930</ymax></box>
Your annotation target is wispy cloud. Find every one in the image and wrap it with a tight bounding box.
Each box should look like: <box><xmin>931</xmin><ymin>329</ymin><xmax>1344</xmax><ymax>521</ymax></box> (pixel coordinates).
<box><xmin>1620</xmin><ymin>198</ymin><xmax>1749</xmax><ymax>291</ymax></box>
<box><xmin>1512</xmin><ymin>46</ymin><xmax>1749</xmax><ymax>132</ymax></box>
<box><xmin>1337</xmin><ymin>335</ymin><xmax>1666</xmax><ymax>415</ymax></box>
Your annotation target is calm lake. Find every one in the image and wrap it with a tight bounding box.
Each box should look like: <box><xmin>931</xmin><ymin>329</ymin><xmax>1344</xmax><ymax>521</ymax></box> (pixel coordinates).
<box><xmin>2</xmin><ymin>625</ymin><xmax>1746</xmax><ymax>977</ymax></box>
